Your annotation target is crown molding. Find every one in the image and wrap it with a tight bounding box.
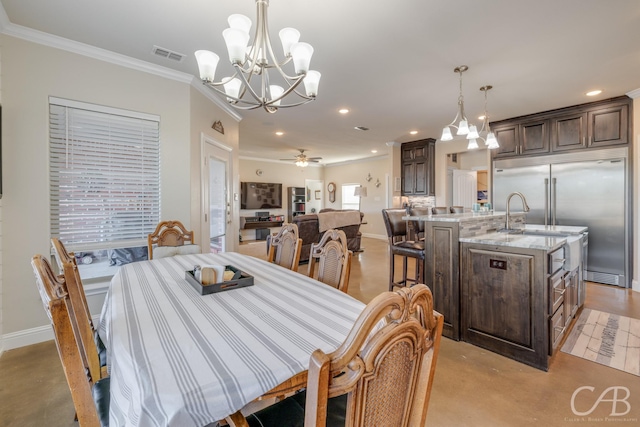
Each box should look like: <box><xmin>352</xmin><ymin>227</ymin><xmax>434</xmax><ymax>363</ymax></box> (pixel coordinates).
<box><xmin>626</xmin><ymin>88</ymin><xmax>640</xmax><ymax>99</ymax></box>
<box><xmin>324</xmin><ymin>154</ymin><xmax>389</xmax><ymax>168</ymax></box>
<box><xmin>0</xmin><ymin>18</ymin><xmax>243</xmax><ymax>121</ymax></box>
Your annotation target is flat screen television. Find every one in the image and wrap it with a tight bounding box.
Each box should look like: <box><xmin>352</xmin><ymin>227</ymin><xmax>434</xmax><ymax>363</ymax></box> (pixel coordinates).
<box><xmin>240</xmin><ymin>182</ymin><xmax>283</xmax><ymax>210</ymax></box>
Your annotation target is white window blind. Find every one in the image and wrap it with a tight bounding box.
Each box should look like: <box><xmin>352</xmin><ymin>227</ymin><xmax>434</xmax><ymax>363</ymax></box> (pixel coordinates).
<box><xmin>49</xmin><ymin>98</ymin><xmax>160</xmax><ymax>251</ymax></box>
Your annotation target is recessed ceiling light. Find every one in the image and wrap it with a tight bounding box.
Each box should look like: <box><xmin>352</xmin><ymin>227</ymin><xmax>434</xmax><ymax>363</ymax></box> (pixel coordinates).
<box><xmin>586</xmin><ymin>90</ymin><xmax>602</xmax><ymax>97</ymax></box>
<box><xmin>410</xmin><ymin>130</ymin><xmax>418</xmax><ymax>135</ymax></box>
<box><xmin>371</xmin><ymin>149</ymin><xmax>378</xmax><ymax>153</ymax></box>
<box><xmin>275</xmin><ymin>131</ymin><xmax>284</xmax><ymax>136</ymax></box>
<box><xmin>338</xmin><ymin>108</ymin><xmax>349</xmax><ymax>114</ymax></box>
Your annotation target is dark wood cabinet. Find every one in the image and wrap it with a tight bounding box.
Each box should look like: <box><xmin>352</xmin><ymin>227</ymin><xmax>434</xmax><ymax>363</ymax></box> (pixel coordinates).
<box><xmin>401</xmin><ymin>138</ymin><xmax>435</xmax><ymax>196</ymax></box>
<box><xmin>424</xmin><ymin>221</ymin><xmax>460</xmax><ymax>340</ymax></box>
<box><xmin>492</xmin><ymin>96</ymin><xmax>631</xmax><ymax>159</ymax></box>
<box><xmin>461</xmin><ymin>243</ymin><xmax>548</xmax><ymax>370</ymax></box>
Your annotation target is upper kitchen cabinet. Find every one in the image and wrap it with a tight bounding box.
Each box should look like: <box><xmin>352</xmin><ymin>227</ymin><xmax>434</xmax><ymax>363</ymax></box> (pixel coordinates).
<box><xmin>492</xmin><ymin>96</ymin><xmax>632</xmax><ymax>159</ymax></box>
<box><xmin>401</xmin><ymin>138</ymin><xmax>436</xmax><ymax>196</ymax></box>
<box><xmin>492</xmin><ymin>118</ymin><xmax>550</xmax><ymax>158</ymax></box>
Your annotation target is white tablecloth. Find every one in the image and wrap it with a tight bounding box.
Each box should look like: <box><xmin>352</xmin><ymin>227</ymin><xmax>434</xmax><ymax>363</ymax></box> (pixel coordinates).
<box><xmin>99</xmin><ymin>252</ymin><xmax>364</xmax><ymax>427</ymax></box>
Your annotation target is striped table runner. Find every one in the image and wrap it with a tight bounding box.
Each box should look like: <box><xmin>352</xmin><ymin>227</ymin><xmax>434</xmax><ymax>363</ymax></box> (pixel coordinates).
<box><xmin>99</xmin><ymin>252</ymin><xmax>365</xmax><ymax>427</ymax></box>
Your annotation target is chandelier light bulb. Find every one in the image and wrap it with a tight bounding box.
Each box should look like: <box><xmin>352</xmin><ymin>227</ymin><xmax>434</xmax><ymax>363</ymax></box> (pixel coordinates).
<box><xmin>223</xmin><ymin>77</ymin><xmax>242</xmax><ymax>102</ymax></box>
<box><xmin>279</xmin><ymin>27</ymin><xmax>301</xmax><ymax>56</ymax></box>
<box><xmin>223</xmin><ymin>28</ymin><xmax>250</xmax><ymax>64</ymax></box>
<box><xmin>441</xmin><ymin>127</ymin><xmax>453</xmax><ymax>141</ymax></box>
<box><xmin>290</xmin><ymin>42</ymin><xmax>314</xmax><ymax>74</ymax></box>
<box><xmin>269</xmin><ymin>85</ymin><xmax>284</xmax><ymax>106</ymax></box>
<box><xmin>194</xmin><ymin>50</ymin><xmax>220</xmax><ymax>82</ymax></box>
<box><xmin>457</xmin><ymin>120</ymin><xmax>469</xmax><ymax>135</ymax></box>
<box><xmin>467</xmin><ymin>125</ymin><xmax>479</xmax><ymax>139</ymax></box>
<box><xmin>467</xmin><ymin>139</ymin><xmax>479</xmax><ymax>150</ymax></box>
<box><xmin>228</xmin><ymin>14</ymin><xmax>252</xmax><ymax>33</ymax></box>
<box><xmin>303</xmin><ymin>70</ymin><xmax>321</xmax><ymax>97</ymax></box>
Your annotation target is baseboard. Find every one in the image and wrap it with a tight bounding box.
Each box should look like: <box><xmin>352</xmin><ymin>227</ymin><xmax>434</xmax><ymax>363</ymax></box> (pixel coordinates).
<box><xmin>1</xmin><ymin>315</ymin><xmax>102</xmax><ymax>351</ymax></box>
<box><xmin>362</xmin><ymin>233</ymin><xmax>386</xmax><ymax>240</ymax></box>
<box><xmin>633</xmin><ymin>279</ymin><xmax>639</xmax><ymax>293</ymax></box>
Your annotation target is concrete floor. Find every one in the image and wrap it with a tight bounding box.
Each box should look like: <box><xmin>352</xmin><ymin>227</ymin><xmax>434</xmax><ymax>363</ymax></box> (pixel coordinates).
<box><xmin>1</xmin><ymin>237</ymin><xmax>639</xmax><ymax>426</ymax></box>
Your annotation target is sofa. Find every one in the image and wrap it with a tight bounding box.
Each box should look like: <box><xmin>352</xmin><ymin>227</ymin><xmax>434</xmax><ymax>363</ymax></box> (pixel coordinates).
<box><xmin>293</xmin><ymin>209</ymin><xmax>364</xmax><ymax>262</ymax></box>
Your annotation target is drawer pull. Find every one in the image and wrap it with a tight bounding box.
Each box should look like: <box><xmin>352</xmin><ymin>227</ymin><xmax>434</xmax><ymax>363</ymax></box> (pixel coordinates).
<box><xmin>554</xmin><ymin>325</ymin><xmax>566</xmax><ymax>334</ymax></box>
<box><xmin>555</xmin><ymin>288</ymin><xmax>566</xmax><ymax>296</ymax></box>
<box><xmin>553</xmin><ymin>258</ymin><xmax>566</xmax><ymax>263</ymax></box>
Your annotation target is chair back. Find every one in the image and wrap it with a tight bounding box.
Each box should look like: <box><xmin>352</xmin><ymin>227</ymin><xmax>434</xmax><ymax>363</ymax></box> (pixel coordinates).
<box><xmin>51</xmin><ymin>238</ymin><xmax>102</xmax><ymax>383</ymax></box>
<box><xmin>431</xmin><ymin>206</ymin><xmax>448</xmax><ymax>215</ymax></box>
<box><xmin>31</xmin><ymin>255</ymin><xmax>104</xmax><ymax>427</ymax></box>
<box><xmin>268</xmin><ymin>223</ymin><xmax>302</xmax><ymax>272</ymax></box>
<box><xmin>304</xmin><ymin>284</ymin><xmax>444</xmax><ymax>427</ymax></box>
<box><xmin>382</xmin><ymin>208</ymin><xmax>409</xmax><ymax>244</ymax></box>
<box><xmin>409</xmin><ymin>206</ymin><xmax>431</xmax><ymax>235</ymax></box>
<box><xmin>307</xmin><ymin>229</ymin><xmax>352</xmax><ymax>293</ymax></box>
<box><xmin>450</xmin><ymin>206</ymin><xmax>464</xmax><ymax>213</ymax></box>
<box><xmin>148</xmin><ymin>220</ymin><xmax>196</xmax><ymax>259</ymax></box>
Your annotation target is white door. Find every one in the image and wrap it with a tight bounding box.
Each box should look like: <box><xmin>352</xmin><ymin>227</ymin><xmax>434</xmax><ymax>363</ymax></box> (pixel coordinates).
<box><xmin>452</xmin><ymin>169</ymin><xmax>477</xmax><ymax>210</ymax></box>
<box><xmin>202</xmin><ymin>138</ymin><xmax>231</xmax><ymax>253</ymax></box>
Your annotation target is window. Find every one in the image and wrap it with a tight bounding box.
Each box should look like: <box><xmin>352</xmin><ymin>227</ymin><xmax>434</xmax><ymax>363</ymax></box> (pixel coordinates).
<box><xmin>341</xmin><ymin>184</ymin><xmax>361</xmax><ymax>210</ymax></box>
<box><xmin>49</xmin><ymin>97</ymin><xmax>160</xmax><ymax>279</ymax></box>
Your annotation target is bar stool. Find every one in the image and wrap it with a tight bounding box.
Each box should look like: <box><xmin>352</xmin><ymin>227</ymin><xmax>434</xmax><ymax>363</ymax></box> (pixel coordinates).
<box><xmin>382</xmin><ymin>208</ymin><xmax>425</xmax><ymax>291</ymax></box>
<box><xmin>450</xmin><ymin>206</ymin><xmax>464</xmax><ymax>213</ymax></box>
<box><xmin>410</xmin><ymin>206</ymin><xmax>431</xmax><ymax>241</ymax></box>
<box><xmin>432</xmin><ymin>207</ymin><xmax>448</xmax><ymax>214</ymax></box>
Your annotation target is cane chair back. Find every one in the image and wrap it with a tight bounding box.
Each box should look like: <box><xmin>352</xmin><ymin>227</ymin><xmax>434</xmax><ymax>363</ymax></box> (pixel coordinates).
<box><xmin>431</xmin><ymin>206</ymin><xmax>448</xmax><ymax>215</ymax></box>
<box><xmin>227</xmin><ymin>284</ymin><xmax>444</xmax><ymax>427</ymax></box>
<box><xmin>31</xmin><ymin>255</ymin><xmax>109</xmax><ymax>427</ymax></box>
<box><xmin>307</xmin><ymin>229</ymin><xmax>352</xmax><ymax>293</ymax></box>
<box><xmin>267</xmin><ymin>223</ymin><xmax>302</xmax><ymax>272</ymax></box>
<box><xmin>148</xmin><ymin>220</ymin><xmax>197</xmax><ymax>259</ymax></box>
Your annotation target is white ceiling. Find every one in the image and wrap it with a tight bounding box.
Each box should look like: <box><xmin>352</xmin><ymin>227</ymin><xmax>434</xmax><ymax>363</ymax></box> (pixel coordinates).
<box><xmin>2</xmin><ymin>0</ymin><xmax>639</xmax><ymax>165</ymax></box>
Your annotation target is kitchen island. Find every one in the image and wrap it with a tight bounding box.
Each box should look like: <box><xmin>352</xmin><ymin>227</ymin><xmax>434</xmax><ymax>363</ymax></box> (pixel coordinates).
<box><xmin>405</xmin><ymin>210</ymin><xmax>586</xmax><ymax>370</ymax></box>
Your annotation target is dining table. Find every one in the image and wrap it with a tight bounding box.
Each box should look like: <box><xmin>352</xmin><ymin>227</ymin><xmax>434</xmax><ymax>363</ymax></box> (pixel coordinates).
<box><xmin>98</xmin><ymin>251</ymin><xmax>365</xmax><ymax>427</ymax></box>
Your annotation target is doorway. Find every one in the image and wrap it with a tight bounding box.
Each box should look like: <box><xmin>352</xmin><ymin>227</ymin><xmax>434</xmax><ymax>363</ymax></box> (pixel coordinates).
<box><xmin>202</xmin><ymin>136</ymin><xmax>232</xmax><ymax>253</ymax></box>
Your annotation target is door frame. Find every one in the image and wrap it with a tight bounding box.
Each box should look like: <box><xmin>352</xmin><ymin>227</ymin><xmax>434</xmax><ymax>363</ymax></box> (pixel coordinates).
<box><xmin>201</xmin><ymin>133</ymin><xmax>233</xmax><ymax>252</ymax></box>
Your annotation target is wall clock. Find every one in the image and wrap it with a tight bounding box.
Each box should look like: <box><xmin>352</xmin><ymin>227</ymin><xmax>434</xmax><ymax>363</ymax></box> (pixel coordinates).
<box><xmin>327</xmin><ymin>182</ymin><xmax>336</xmax><ymax>203</ymax></box>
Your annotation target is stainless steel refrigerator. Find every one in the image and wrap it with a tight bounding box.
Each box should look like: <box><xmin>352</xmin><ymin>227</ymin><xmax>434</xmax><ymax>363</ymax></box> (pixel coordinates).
<box><xmin>492</xmin><ymin>147</ymin><xmax>630</xmax><ymax>287</ymax></box>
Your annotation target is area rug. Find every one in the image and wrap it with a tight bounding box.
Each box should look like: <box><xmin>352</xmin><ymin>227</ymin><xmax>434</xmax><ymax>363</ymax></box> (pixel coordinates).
<box><xmin>561</xmin><ymin>308</ymin><xmax>640</xmax><ymax>376</ymax></box>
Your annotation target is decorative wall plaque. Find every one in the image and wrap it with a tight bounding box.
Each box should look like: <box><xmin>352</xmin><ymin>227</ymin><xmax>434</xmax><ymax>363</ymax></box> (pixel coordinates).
<box><xmin>212</xmin><ymin>120</ymin><xmax>224</xmax><ymax>134</ymax></box>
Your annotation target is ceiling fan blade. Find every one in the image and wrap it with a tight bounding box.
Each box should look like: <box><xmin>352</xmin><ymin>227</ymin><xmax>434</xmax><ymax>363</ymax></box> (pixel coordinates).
<box><xmin>307</xmin><ymin>157</ymin><xmax>323</xmax><ymax>160</ymax></box>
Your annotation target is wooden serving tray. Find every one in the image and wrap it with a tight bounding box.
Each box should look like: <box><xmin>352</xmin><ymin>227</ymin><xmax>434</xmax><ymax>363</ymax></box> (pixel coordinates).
<box><xmin>185</xmin><ymin>265</ymin><xmax>254</xmax><ymax>295</ymax></box>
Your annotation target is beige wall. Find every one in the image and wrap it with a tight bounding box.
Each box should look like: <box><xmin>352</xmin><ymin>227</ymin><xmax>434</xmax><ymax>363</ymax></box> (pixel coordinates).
<box><xmin>0</xmin><ymin>34</ymin><xmax>237</xmax><ymax>338</ymax></box>
<box><xmin>324</xmin><ymin>157</ymin><xmax>389</xmax><ymax>240</ymax></box>
<box><xmin>633</xmin><ymin>95</ymin><xmax>640</xmax><ymax>292</ymax></box>
<box><xmin>0</xmin><ymin>35</ymin><xmax>3</xmax><ymax>353</ymax></box>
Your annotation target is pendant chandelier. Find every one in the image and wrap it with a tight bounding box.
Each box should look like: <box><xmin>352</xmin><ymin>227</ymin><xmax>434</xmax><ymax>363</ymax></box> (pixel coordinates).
<box><xmin>440</xmin><ymin>65</ymin><xmax>473</xmax><ymax>141</ymax></box>
<box><xmin>194</xmin><ymin>0</ymin><xmax>320</xmax><ymax>113</ymax></box>
<box><xmin>473</xmin><ymin>85</ymin><xmax>500</xmax><ymax>150</ymax></box>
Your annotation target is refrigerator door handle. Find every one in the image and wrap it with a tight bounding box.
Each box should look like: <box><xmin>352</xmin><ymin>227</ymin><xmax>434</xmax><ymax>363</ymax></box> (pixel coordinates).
<box><xmin>544</xmin><ymin>178</ymin><xmax>549</xmax><ymax>226</ymax></box>
<box><xmin>552</xmin><ymin>177</ymin><xmax>557</xmax><ymax>226</ymax></box>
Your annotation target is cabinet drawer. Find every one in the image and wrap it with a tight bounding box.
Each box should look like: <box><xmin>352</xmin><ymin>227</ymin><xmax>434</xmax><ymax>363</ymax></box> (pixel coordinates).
<box><xmin>548</xmin><ymin>247</ymin><xmax>565</xmax><ymax>274</ymax></box>
<box><xmin>549</xmin><ymin>270</ymin><xmax>565</xmax><ymax>315</ymax></box>
<box><xmin>550</xmin><ymin>306</ymin><xmax>566</xmax><ymax>352</ymax></box>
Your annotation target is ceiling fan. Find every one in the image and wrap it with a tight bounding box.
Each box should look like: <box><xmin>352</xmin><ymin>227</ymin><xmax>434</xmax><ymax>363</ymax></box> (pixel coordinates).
<box><xmin>280</xmin><ymin>149</ymin><xmax>322</xmax><ymax>167</ymax></box>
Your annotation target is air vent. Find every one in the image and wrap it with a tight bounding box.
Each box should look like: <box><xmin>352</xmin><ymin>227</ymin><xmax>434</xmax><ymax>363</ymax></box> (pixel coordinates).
<box><xmin>354</xmin><ymin>126</ymin><xmax>370</xmax><ymax>131</ymax></box>
<box><xmin>152</xmin><ymin>45</ymin><xmax>186</xmax><ymax>62</ymax></box>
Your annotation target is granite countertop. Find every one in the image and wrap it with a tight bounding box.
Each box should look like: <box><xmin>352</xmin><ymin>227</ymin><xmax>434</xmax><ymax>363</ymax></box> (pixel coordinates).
<box><xmin>458</xmin><ymin>224</ymin><xmax>587</xmax><ymax>251</ymax></box>
<box><xmin>403</xmin><ymin>211</ymin><xmax>509</xmax><ymax>222</ymax></box>
<box><xmin>459</xmin><ymin>232</ymin><xmax>566</xmax><ymax>251</ymax></box>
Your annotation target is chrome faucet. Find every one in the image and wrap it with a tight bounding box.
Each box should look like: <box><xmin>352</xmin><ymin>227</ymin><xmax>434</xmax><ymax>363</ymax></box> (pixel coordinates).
<box><xmin>505</xmin><ymin>192</ymin><xmax>530</xmax><ymax>231</ymax></box>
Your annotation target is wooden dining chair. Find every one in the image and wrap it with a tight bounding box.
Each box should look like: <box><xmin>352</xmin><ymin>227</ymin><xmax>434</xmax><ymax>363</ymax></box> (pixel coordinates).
<box><xmin>307</xmin><ymin>229</ymin><xmax>352</xmax><ymax>293</ymax></box>
<box><xmin>147</xmin><ymin>220</ymin><xmax>200</xmax><ymax>259</ymax></box>
<box><xmin>31</xmin><ymin>255</ymin><xmax>110</xmax><ymax>427</ymax></box>
<box><xmin>267</xmin><ymin>223</ymin><xmax>303</xmax><ymax>272</ymax></box>
<box><xmin>51</xmin><ymin>238</ymin><xmax>107</xmax><ymax>370</ymax></box>
<box><xmin>226</xmin><ymin>284</ymin><xmax>444</xmax><ymax>427</ymax></box>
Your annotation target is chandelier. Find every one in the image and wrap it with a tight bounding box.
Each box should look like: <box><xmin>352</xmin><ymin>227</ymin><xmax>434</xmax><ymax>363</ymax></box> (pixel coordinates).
<box><xmin>471</xmin><ymin>85</ymin><xmax>500</xmax><ymax>150</ymax></box>
<box><xmin>194</xmin><ymin>0</ymin><xmax>321</xmax><ymax>113</ymax></box>
<box><xmin>440</xmin><ymin>65</ymin><xmax>474</xmax><ymax>141</ymax></box>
